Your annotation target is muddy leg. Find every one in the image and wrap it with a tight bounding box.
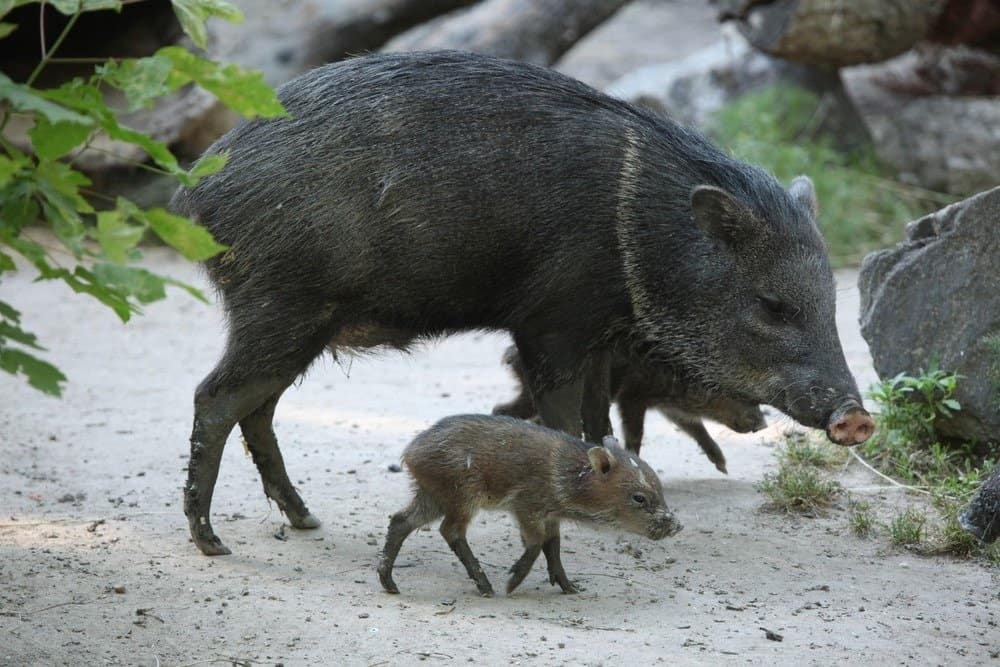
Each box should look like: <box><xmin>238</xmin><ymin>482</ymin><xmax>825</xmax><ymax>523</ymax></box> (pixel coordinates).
<box><xmin>513</xmin><ymin>334</ymin><xmax>585</xmax><ymax>438</ymax></box>
<box><xmin>186</xmin><ymin>373</ymin><xmax>288</xmax><ymax>555</ymax></box>
<box><xmin>664</xmin><ymin>410</ymin><xmax>728</xmax><ymax>474</ymax></box>
<box><xmin>581</xmin><ymin>349</ymin><xmax>613</xmax><ymax>444</ymax></box>
<box><xmin>440</xmin><ymin>515</ymin><xmax>493</xmax><ymax>597</ymax></box>
<box><xmin>240</xmin><ymin>392</ymin><xmax>319</xmax><ymax>529</ymax></box>
<box><xmin>378</xmin><ymin>492</ymin><xmax>443</xmax><ymax>594</ymax></box>
<box><xmin>618</xmin><ymin>392</ymin><xmax>648</xmax><ymax>455</ymax></box>
<box><xmin>541</xmin><ymin>520</ymin><xmax>579</xmax><ymax>593</ymax></box>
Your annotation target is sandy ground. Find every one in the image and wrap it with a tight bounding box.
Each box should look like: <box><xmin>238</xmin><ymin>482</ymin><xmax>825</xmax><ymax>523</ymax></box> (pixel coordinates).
<box><xmin>2</xmin><ymin>248</ymin><xmax>998</xmax><ymax>667</ymax></box>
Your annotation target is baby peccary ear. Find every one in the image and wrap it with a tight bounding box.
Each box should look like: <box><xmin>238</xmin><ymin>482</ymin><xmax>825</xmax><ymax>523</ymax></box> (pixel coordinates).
<box><xmin>690</xmin><ymin>185</ymin><xmax>763</xmax><ymax>247</ymax></box>
<box><xmin>587</xmin><ymin>446</ymin><xmax>617</xmax><ymax>476</ymax></box>
<box><xmin>789</xmin><ymin>175</ymin><xmax>819</xmax><ymax>218</ymax></box>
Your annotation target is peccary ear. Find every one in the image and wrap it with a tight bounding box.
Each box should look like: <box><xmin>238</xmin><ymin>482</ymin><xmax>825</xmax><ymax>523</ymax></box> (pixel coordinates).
<box><xmin>587</xmin><ymin>446</ymin><xmax>617</xmax><ymax>476</ymax></box>
<box><xmin>789</xmin><ymin>175</ymin><xmax>819</xmax><ymax>218</ymax></box>
<box><xmin>691</xmin><ymin>185</ymin><xmax>762</xmax><ymax>246</ymax></box>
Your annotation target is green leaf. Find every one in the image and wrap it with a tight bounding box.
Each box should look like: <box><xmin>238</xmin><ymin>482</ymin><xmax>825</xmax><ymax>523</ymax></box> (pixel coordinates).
<box><xmin>0</xmin><ymin>346</ymin><xmax>66</xmax><ymax>396</ymax></box>
<box><xmin>189</xmin><ymin>152</ymin><xmax>227</xmax><ymax>179</ymax></box>
<box><xmin>95</xmin><ymin>210</ymin><xmax>144</xmax><ymax>263</ymax></box>
<box><xmin>92</xmin><ymin>263</ymin><xmax>166</xmax><ymax>304</ymax></box>
<box><xmin>33</xmin><ymin>160</ymin><xmax>92</xmax><ymax>254</ymax></box>
<box><xmin>159</xmin><ymin>46</ymin><xmax>285</xmax><ymax>118</ymax></box>
<box><xmin>41</xmin><ymin>80</ymin><xmax>185</xmax><ymax>177</ymax></box>
<box><xmin>97</xmin><ymin>55</ymin><xmax>175</xmax><ymax>110</ymax></box>
<box><xmin>0</xmin><ymin>188</ymin><xmax>40</xmax><ymax>236</ymax></box>
<box><xmin>942</xmin><ymin>399</ymin><xmax>961</xmax><ymax>411</ymax></box>
<box><xmin>170</xmin><ymin>0</ymin><xmax>243</xmax><ymax>49</ymax></box>
<box><xmin>0</xmin><ymin>320</ymin><xmax>43</xmax><ymax>349</ymax></box>
<box><xmin>0</xmin><ymin>249</ymin><xmax>15</xmax><ymax>272</ymax></box>
<box><xmin>29</xmin><ymin>117</ymin><xmax>92</xmax><ymax>159</ymax></box>
<box><xmin>0</xmin><ymin>21</ymin><xmax>16</xmax><ymax>38</ymax></box>
<box><xmin>142</xmin><ymin>207</ymin><xmax>226</xmax><ymax>261</ymax></box>
<box><xmin>48</xmin><ymin>0</ymin><xmax>122</xmax><ymax>13</ymax></box>
<box><xmin>0</xmin><ymin>73</ymin><xmax>93</xmax><ymax>125</ymax></box>
<box><xmin>164</xmin><ymin>277</ymin><xmax>209</xmax><ymax>303</ymax></box>
<box><xmin>0</xmin><ymin>154</ymin><xmax>21</xmax><ymax>186</ymax></box>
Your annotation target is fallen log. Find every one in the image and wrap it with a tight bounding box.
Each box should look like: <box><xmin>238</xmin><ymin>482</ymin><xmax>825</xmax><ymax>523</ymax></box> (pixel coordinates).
<box><xmin>713</xmin><ymin>0</ymin><xmax>948</xmax><ymax>68</ymax></box>
<box><xmin>382</xmin><ymin>0</ymin><xmax>630</xmax><ymax>66</ymax></box>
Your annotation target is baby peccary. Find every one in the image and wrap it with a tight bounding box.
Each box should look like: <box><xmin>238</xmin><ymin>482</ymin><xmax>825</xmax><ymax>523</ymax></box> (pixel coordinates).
<box><xmin>494</xmin><ymin>346</ymin><xmax>765</xmax><ymax>474</ymax></box>
<box><xmin>378</xmin><ymin>415</ymin><xmax>681</xmax><ymax>597</ymax></box>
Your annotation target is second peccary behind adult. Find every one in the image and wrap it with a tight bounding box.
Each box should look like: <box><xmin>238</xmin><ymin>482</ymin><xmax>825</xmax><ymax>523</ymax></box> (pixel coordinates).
<box><xmin>493</xmin><ymin>345</ymin><xmax>765</xmax><ymax>474</ymax></box>
<box><xmin>171</xmin><ymin>51</ymin><xmax>873</xmax><ymax>556</ymax></box>
<box><xmin>377</xmin><ymin>415</ymin><xmax>681</xmax><ymax>596</ymax></box>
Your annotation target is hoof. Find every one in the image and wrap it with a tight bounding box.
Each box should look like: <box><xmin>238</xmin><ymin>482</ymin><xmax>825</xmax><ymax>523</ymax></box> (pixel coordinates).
<box><xmin>193</xmin><ymin>533</ymin><xmax>232</xmax><ymax>556</ymax></box>
<box><xmin>290</xmin><ymin>512</ymin><xmax>322</xmax><ymax>530</ymax></box>
<box><xmin>378</xmin><ymin>570</ymin><xmax>400</xmax><ymax>594</ymax></box>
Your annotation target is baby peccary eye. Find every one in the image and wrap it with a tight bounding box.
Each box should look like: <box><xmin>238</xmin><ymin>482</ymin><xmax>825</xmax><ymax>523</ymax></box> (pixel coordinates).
<box><xmin>632</xmin><ymin>493</ymin><xmax>647</xmax><ymax>506</ymax></box>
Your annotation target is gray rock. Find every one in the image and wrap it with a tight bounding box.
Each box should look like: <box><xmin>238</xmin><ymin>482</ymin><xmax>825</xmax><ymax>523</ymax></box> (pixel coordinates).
<box><xmin>859</xmin><ymin>187</ymin><xmax>1000</xmax><ymax>445</ymax></box>
<box><xmin>845</xmin><ymin>53</ymin><xmax>1000</xmax><ymax>196</ymax></box>
<box><xmin>605</xmin><ymin>32</ymin><xmax>869</xmax><ymax>148</ymax></box>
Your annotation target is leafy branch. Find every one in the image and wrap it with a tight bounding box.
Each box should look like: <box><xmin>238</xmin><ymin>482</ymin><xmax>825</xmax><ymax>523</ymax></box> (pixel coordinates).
<box><xmin>0</xmin><ymin>0</ymin><xmax>286</xmax><ymax>396</ymax></box>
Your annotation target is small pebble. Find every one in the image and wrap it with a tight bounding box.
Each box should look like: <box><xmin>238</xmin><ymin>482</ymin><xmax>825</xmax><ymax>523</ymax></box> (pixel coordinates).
<box><xmin>387</xmin><ymin>464</ymin><xmax>402</xmax><ymax>473</ymax></box>
<box><xmin>358</xmin><ymin>612</ymin><xmax>370</xmax><ymax>619</ymax></box>
<box><xmin>113</xmin><ymin>585</ymin><xmax>126</xmax><ymax>594</ymax></box>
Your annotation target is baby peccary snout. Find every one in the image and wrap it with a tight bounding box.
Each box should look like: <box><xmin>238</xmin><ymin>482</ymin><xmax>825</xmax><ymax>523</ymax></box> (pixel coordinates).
<box><xmin>377</xmin><ymin>415</ymin><xmax>680</xmax><ymax>597</ymax></box>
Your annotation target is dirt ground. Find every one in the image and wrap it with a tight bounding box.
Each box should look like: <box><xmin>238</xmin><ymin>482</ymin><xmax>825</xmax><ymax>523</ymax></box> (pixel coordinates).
<box><xmin>2</xmin><ymin>248</ymin><xmax>998</xmax><ymax>667</ymax></box>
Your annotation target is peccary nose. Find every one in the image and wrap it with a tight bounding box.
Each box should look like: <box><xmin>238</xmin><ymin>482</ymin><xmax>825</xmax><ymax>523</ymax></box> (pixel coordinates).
<box><xmin>652</xmin><ymin>514</ymin><xmax>683</xmax><ymax>540</ymax></box>
<box><xmin>826</xmin><ymin>402</ymin><xmax>875</xmax><ymax>445</ymax></box>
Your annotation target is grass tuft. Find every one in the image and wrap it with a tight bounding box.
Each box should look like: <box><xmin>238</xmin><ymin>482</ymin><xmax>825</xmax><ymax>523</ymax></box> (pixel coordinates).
<box><xmin>889</xmin><ymin>508</ymin><xmax>927</xmax><ymax>547</ymax></box>
<box><xmin>757</xmin><ymin>463</ymin><xmax>841</xmax><ymax>514</ymax></box>
<box><xmin>848</xmin><ymin>499</ymin><xmax>876</xmax><ymax>538</ymax></box>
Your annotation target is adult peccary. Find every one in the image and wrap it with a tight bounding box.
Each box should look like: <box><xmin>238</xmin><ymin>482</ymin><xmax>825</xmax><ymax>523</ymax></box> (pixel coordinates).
<box><xmin>170</xmin><ymin>51</ymin><xmax>874</xmax><ymax>556</ymax></box>
<box><xmin>493</xmin><ymin>345</ymin><xmax>765</xmax><ymax>474</ymax></box>
<box><xmin>960</xmin><ymin>466</ymin><xmax>999</xmax><ymax>543</ymax></box>
<box><xmin>377</xmin><ymin>415</ymin><xmax>681</xmax><ymax>596</ymax></box>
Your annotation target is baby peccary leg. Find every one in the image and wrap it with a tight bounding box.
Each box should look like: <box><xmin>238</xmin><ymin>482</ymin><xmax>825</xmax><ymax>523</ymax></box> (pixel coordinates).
<box><xmin>507</xmin><ymin>514</ymin><xmax>546</xmax><ymax>594</ymax></box>
<box><xmin>541</xmin><ymin>520</ymin><xmax>579</xmax><ymax>594</ymax></box>
<box><xmin>440</xmin><ymin>514</ymin><xmax>494</xmax><ymax>597</ymax></box>
<box><xmin>378</xmin><ymin>493</ymin><xmax>443</xmax><ymax>594</ymax></box>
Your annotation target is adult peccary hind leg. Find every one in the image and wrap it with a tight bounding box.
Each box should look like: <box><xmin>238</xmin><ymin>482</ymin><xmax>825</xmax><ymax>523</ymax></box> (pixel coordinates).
<box><xmin>240</xmin><ymin>393</ymin><xmax>320</xmax><ymax>530</ymax></box>
<box><xmin>186</xmin><ymin>315</ymin><xmax>336</xmax><ymax>556</ymax></box>
<box><xmin>378</xmin><ymin>493</ymin><xmax>444</xmax><ymax>594</ymax></box>
<box><xmin>186</xmin><ymin>373</ymin><xmax>288</xmax><ymax>555</ymax></box>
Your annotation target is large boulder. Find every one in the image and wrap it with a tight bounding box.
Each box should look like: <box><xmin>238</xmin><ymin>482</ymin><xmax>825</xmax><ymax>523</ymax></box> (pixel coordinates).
<box><xmin>859</xmin><ymin>187</ymin><xmax>1000</xmax><ymax>445</ymax></box>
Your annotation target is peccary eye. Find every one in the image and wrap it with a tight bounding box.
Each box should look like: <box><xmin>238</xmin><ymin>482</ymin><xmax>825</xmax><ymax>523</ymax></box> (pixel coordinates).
<box><xmin>757</xmin><ymin>296</ymin><xmax>797</xmax><ymax>322</ymax></box>
<box><xmin>632</xmin><ymin>493</ymin><xmax>647</xmax><ymax>506</ymax></box>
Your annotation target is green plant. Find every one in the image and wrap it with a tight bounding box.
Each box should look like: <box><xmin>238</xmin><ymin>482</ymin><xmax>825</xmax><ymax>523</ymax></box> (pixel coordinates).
<box><xmin>757</xmin><ymin>463</ymin><xmax>841</xmax><ymax>514</ymax></box>
<box><xmin>848</xmin><ymin>499</ymin><xmax>875</xmax><ymax>538</ymax></box>
<box><xmin>0</xmin><ymin>0</ymin><xmax>285</xmax><ymax>396</ymax></box>
<box><xmin>782</xmin><ymin>431</ymin><xmax>847</xmax><ymax>469</ymax></box>
<box><xmin>888</xmin><ymin>507</ymin><xmax>927</xmax><ymax>547</ymax></box>
<box><xmin>711</xmin><ymin>86</ymin><xmax>953</xmax><ymax>267</ymax></box>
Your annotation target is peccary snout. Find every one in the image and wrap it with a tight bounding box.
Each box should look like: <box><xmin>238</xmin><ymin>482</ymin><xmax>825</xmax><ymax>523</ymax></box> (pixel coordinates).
<box><xmin>649</xmin><ymin>511</ymin><xmax>683</xmax><ymax>540</ymax></box>
<box><xmin>826</xmin><ymin>400</ymin><xmax>875</xmax><ymax>445</ymax></box>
